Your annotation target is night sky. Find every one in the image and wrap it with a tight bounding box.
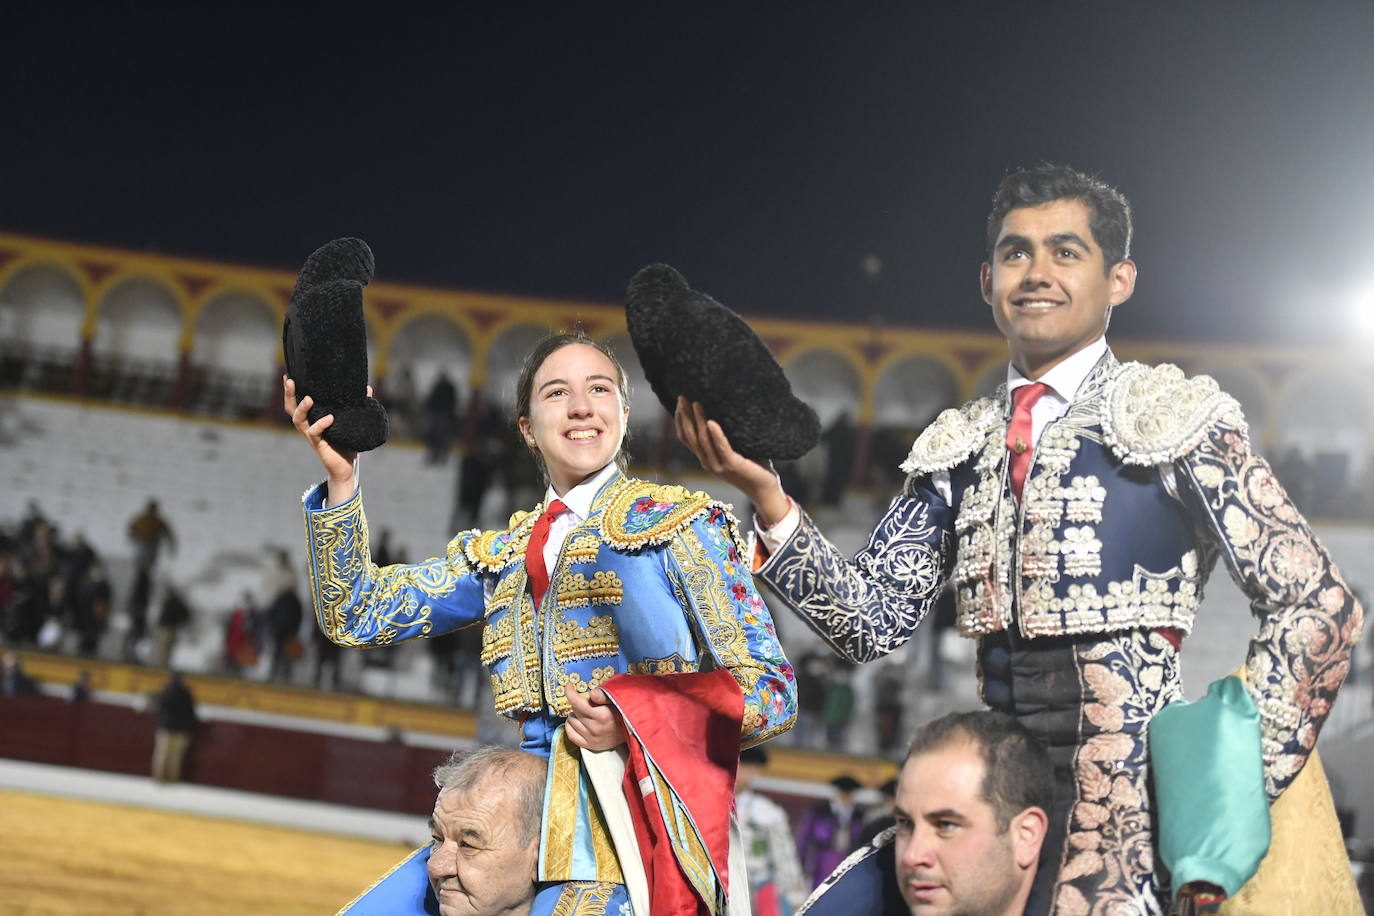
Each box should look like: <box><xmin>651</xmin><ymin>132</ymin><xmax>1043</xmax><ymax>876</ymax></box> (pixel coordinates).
<box><xmin>8</xmin><ymin>1</ymin><xmax>1374</xmax><ymax>345</ymax></box>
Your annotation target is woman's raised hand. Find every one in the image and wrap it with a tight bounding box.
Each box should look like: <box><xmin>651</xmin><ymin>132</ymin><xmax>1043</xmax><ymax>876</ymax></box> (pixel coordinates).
<box><xmin>285</xmin><ymin>376</ymin><xmax>363</xmax><ymax>504</ymax></box>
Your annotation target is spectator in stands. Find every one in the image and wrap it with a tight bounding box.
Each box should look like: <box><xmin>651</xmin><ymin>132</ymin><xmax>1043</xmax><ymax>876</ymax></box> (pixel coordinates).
<box><xmin>123</xmin><ymin>565</ymin><xmax>154</xmax><ymax>662</ymax></box>
<box><xmin>856</xmin><ymin>778</ymin><xmax>899</xmax><ymax>849</ymax></box>
<box><xmin>423</xmin><ymin>370</ymin><xmax>460</xmax><ymax>464</ymax></box>
<box><xmin>153</xmin><ymin>582</ymin><xmax>192</xmax><ymax>668</ymax></box>
<box><xmin>69</xmin><ymin>669</ymin><xmax>92</xmax><ymax>703</ymax></box>
<box><xmin>822</xmin><ymin>663</ymin><xmax>856</xmax><ymax>748</ymax></box>
<box><xmin>261</xmin><ymin>548</ymin><xmax>304</xmax><ymax>681</ymax></box>
<box><xmin>792</xmin><ymin>649</ymin><xmax>829</xmax><ymax>750</ymax></box>
<box><xmin>385</xmin><ymin>365</ymin><xmax>418</xmax><ymax>439</ymax></box>
<box><xmin>0</xmin><ymin>550</ymin><xmax>17</xmax><ymax>639</ymax></box>
<box><xmin>821</xmin><ymin>412</ymin><xmax>856</xmax><ymax>506</ymax></box>
<box><xmin>151</xmin><ymin>670</ymin><xmax>198</xmax><ymax>783</ymax></box>
<box><xmin>1</xmin><ymin>651</ymin><xmax>38</xmax><ymax>696</ymax></box>
<box><xmin>127</xmin><ymin>499</ymin><xmax>176</xmax><ymax>573</ymax></box>
<box><xmin>372</xmin><ymin>529</ymin><xmax>396</xmax><ymax>568</ymax></box>
<box><xmin>797</xmin><ymin>774</ymin><xmax>867</xmax><ymax>890</ymax></box>
<box><xmin>311</xmin><ymin>618</ymin><xmax>343</xmax><ymax>691</ymax></box>
<box><xmin>453</xmin><ymin>430</ymin><xmax>500</xmax><ymax>531</ymax></box>
<box><xmin>223</xmin><ymin>590</ymin><xmax>259</xmax><ymax>676</ymax></box>
<box><xmin>267</xmin><ymin>582</ymin><xmax>304</xmax><ymax>682</ymax></box>
<box><xmin>18</xmin><ymin>500</ymin><xmax>47</xmax><ymax>545</ymax></box>
<box><xmin>873</xmin><ymin>661</ymin><xmax>907</xmax><ymax>755</ymax></box>
<box><xmin>736</xmin><ymin>745</ymin><xmax>808</xmax><ymax>914</ymax></box>
<box><xmin>799</xmin><ymin>711</ymin><xmax>1050</xmax><ymax>916</ymax></box>
<box><xmin>17</xmin><ymin>518</ymin><xmax>56</xmax><ymax>645</ymax></box>
<box><xmin>74</xmin><ymin>561</ymin><xmax>111</xmax><ymax>657</ymax></box>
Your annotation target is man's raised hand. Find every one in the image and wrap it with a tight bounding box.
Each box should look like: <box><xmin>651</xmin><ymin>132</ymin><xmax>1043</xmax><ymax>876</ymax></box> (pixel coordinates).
<box><xmin>674</xmin><ymin>397</ymin><xmax>791</xmax><ymax>526</ymax></box>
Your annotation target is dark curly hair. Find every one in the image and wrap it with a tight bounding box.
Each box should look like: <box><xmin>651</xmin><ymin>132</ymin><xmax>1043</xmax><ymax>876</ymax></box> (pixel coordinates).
<box><xmin>986</xmin><ymin>164</ymin><xmax>1133</xmax><ymax>274</ymax></box>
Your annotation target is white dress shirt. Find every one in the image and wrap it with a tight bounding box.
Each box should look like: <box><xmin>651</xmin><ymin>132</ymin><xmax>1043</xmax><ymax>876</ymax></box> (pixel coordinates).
<box><xmin>539</xmin><ymin>461</ymin><xmax>620</xmax><ymax>573</ymax></box>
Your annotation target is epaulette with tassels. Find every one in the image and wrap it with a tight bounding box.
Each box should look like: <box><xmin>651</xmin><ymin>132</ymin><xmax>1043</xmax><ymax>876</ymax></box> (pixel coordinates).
<box><xmin>599</xmin><ymin>479</ymin><xmax>737</xmax><ymax>551</ymax></box>
<box><xmin>464</xmin><ymin>508</ymin><xmax>539</xmax><ymax>572</ymax></box>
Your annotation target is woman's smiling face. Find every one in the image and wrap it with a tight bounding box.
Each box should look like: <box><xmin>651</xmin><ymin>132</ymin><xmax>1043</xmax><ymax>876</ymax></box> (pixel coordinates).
<box><xmin>517</xmin><ymin>342</ymin><xmax>628</xmax><ymax>494</ymax></box>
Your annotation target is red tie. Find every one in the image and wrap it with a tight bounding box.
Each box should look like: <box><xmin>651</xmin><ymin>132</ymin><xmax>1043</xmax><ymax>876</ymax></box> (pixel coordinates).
<box><xmin>1007</xmin><ymin>382</ymin><xmax>1050</xmax><ymax>500</ymax></box>
<box><xmin>524</xmin><ymin>499</ymin><xmax>567</xmax><ymax>609</ymax></box>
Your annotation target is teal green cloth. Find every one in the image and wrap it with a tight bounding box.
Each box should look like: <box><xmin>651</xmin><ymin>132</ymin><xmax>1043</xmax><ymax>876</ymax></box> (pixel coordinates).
<box><xmin>1149</xmin><ymin>674</ymin><xmax>1270</xmax><ymax>903</ymax></box>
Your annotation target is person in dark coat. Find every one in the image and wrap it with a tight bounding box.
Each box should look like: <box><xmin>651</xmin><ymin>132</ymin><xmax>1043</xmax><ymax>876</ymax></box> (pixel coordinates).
<box><xmin>151</xmin><ymin>671</ymin><xmax>198</xmax><ymax>783</ymax></box>
<box><xmin>267</xmin><ymin>586</ymin><xmax>304</xmax><ymax>682</ymax></box>
<box><xmin>1</xmin><ymin>652</ymin><xmax>38</xmax><ymax>696</ymax></box>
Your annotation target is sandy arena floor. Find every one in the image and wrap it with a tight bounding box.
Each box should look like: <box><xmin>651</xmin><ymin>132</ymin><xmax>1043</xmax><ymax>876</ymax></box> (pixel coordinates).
<box><xmin>0</xmin><ymin>789</ymin><xmax>420</xmax><ymax>915</ymax></box>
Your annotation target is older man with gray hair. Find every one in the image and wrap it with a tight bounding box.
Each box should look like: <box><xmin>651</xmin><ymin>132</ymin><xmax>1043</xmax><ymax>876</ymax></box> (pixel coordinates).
<box><xmin>426</xmin><ymin>746</ymin><xmax>547</xmax><ymax>916</ymax></box>
<box><xmin>338</xmin><ymin>745</ymin><xmax>548</xmax><ymax>916</ymax></box>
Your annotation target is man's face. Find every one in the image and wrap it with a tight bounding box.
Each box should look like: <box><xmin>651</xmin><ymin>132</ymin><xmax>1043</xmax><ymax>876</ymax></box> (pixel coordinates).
<box><xmin>893</xmin><ymin>742</ymin><xmax>1034</xmax><ymax>916</ymax></box>
<box><xmin>980</xmin><ymin>198</ymin><xmax>1136</xmax><ymax>379</ymax></box>
<box><xmin>427</xmin><ymin>780</ymin><xmax>538</xmax><ymax>916</ymax></box>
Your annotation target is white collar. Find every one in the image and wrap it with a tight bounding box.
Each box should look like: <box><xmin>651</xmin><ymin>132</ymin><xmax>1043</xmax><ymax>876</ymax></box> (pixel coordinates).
<box><xmin>544</xmin><ymin>462</ymin><xmax>619</xmax><ymax>521</ymax></box>
<box><xmin>1006</xmin><ymin>336</ymin><xmax>1108</xmax><ymax>405</ymax></box>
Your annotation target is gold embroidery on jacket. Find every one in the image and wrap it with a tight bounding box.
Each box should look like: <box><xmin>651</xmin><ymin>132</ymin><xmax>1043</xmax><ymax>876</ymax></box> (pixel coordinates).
<box><xmin>627</xmin><ymin>653</ymin><xmax>696</xmax><ymax>675</ymax></box>
<box><xmin>551</xmin><ymin>614</ymin><xmax>620</xmax><ymax>662</ymax></box>
<box><xmin>563</xmin><ymin>532</ymin><xmax>602</xmax><ymax>564</ymax></box>
<box><xmin>555</xmin><ymin>571</ymin><xmax>625</xmax><ymax>609</ymax></box>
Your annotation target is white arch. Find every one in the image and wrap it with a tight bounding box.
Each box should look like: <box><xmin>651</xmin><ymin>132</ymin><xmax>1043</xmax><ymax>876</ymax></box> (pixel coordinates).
<box><xmin>872</xmin><ymin>356</ymin><xmax>960</xmax><ymax>427</ymax></box>
<box><xmin>92</xmin><ymin>278</ymin><xmax>182</xmax><ymax>363</ymax></box>
<box><xmin>784</xmin><ymin>350</ymin><xmax>861</xmax><ymax>427</ymax></box>
<box><xmin>1274</xmin><ymin>368</ymin><xmax>1373</xmax><ymax>467</ymax></box>
<box><xmin>0</xmin><ymin>265</ymin><xmax>85</xmax><ymax>351</ymax></box>
<box><xmin>484</xmin><ymin>324</ymin><xmax>550</xmax><ymax>412</ymax></box>
<box><xmin>1195</xmin><ymin>364</ymin><xmax>1270</xmax><ymax>437</ymax></box>
<box><xmin>389</xmin><ymin>313</ymin><xmax>474</xmax><ymax>402</ymax></box>
<box><xmin>194</xmin><ymin>291</ymin><xmax>279</xmax><ymax>374</ymax></box>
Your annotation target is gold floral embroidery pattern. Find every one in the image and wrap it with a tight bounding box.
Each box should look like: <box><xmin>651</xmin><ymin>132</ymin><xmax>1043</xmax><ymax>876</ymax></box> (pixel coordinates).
<box><xmin>563</xmin><ymin>532</ymin><xmax>602</xmax><ymax>564</ymax></box>
<box><xmin>548</xmin><ymin>881</ymin><xmax>619</xmax><ymax>915</ymax></box>
<box><xmin>1183</xmin><ymin>421</ymin><xmax>1364</xmax><ymax>799</ymax></box>
<box><xmin>305</xmin><ymin>491</ymin><xmax>472</xmax><ymax>648</ymax></box>
<box><xmin>627</xmin><ymin>653</ymin><xmax>695</xmax><ymax>675</ymax></box>
<box><xmin>480</xmin><ymin>612</ymin><xmax>515</xmax><ymax>667</ymax></box>
<box><xmin>489</xmin><ymin>665</ymin><xmax>529</xmax><ymax>714</ymax></box>
<box><xmin>551</xmin><ymin>614</ymin><xmax>620</xmax><ymax>662</ymax></box>
<box><xmin>556</xmin><ymin>571</ymin><xmax>625</xmax><ymax>609</ymax></box>
<box><xmin>666</xmin><ymin>529</ymin><xmax>752</xmax><ymax>674</ymax></box>
<box><xmin>549</xmin><ymin>667</ymin><xmax>619</xmax><ymax>715</ymax></box>
<box><xmin>599</xmin><ymin>478</ymin><xmax>736</xmax><ymax>552</ymax></box>
<box><xmin>465</xmin><ymin>509</ymin><xmax>537</xmax><ymax>571</ymax></box>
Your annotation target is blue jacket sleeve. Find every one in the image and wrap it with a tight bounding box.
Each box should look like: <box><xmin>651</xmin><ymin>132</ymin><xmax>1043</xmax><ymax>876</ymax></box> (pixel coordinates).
<box><xmin>662</xmin><ymin>507</ymin><xmax>797</xmax><ymax>747</ymax></box>
<box><xmin>302</xmin><ymin>483</ymin><xmax>487</xmax><ymax>647</ymax></box>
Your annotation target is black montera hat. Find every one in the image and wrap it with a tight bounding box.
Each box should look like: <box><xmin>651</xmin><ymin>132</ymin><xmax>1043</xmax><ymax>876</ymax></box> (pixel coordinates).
<box><xmin>283</xmin><ymin>238</ymin><xmax>389</xmax><ymax>452</ymax></box>
<box><xmin>625</xmin><ymin>264</ymin><xmax>820</xmax><ymax>462</ymax></box>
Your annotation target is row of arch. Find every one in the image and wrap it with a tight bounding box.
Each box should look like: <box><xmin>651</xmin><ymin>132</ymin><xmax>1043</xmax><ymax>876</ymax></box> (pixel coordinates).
<box><xmin>1</xmin><ymin>233</ymin><xmax>1370</xmax><ymax>458</ymax></box>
